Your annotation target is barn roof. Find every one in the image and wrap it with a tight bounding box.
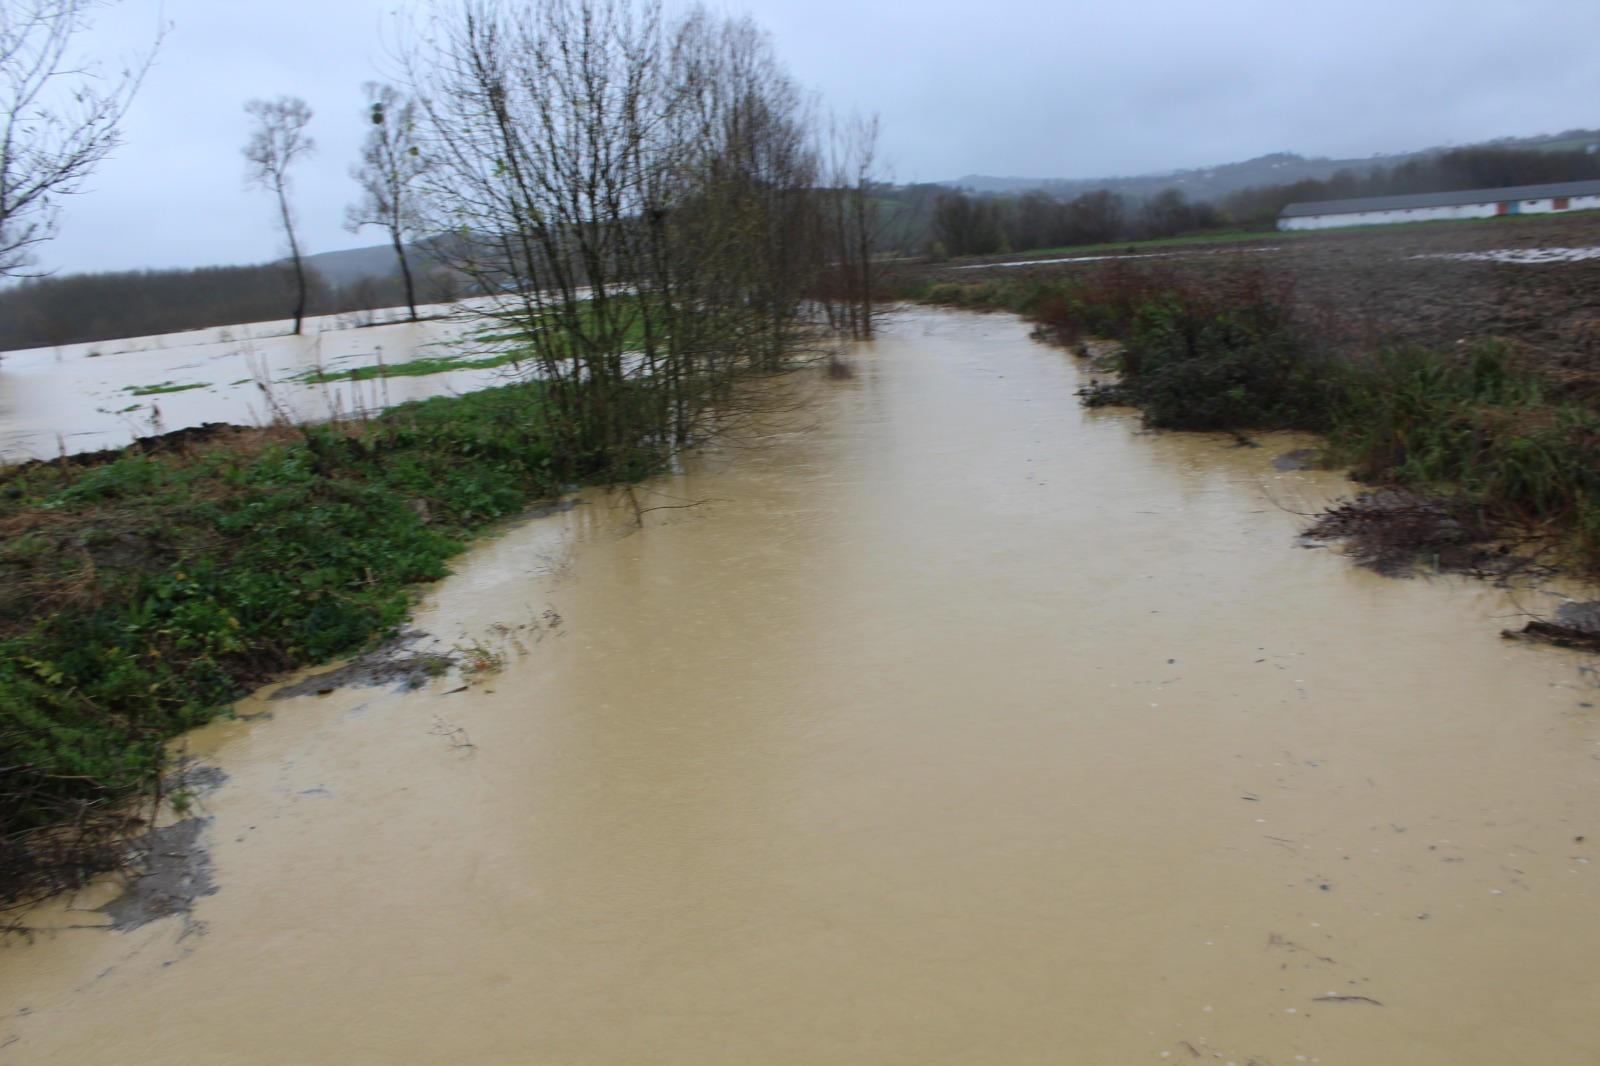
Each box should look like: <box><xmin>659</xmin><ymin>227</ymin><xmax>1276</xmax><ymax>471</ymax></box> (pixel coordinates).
<box><xmin>1280</xmin><ymin>178</ymin><xmax>1600</xmax><ymax>218</ymax></box>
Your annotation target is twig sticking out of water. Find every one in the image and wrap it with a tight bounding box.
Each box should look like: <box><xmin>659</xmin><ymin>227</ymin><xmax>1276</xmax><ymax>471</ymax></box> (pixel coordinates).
<box><xmin>429</xmin><ymin>716</ymin><xmax>474</xmax><ymax>750</ymax></box>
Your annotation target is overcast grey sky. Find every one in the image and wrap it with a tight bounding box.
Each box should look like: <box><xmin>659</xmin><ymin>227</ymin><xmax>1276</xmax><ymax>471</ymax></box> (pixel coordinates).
<box><xmin>32</xmin><ymin>0</ymin><xmax>1600</xmax><ymax>276</ymax></box>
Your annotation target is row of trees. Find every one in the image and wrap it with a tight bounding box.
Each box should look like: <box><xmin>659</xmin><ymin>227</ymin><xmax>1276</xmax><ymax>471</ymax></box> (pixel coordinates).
<box><xmin>0</xmin><ymin>261</ymin><xmax>467</xmax><ymax>350</ymax></box>
<box><xmin>231</xmin><ymin>0</ymin><xmax>885</xmax><ymax>476</ymax></box>
<box><xmin>393</xmin><ymin>0</ymin><xmax>884</xmax><ymax>476</ymax></box>
<box><xmin>921</xmin><ymin>144</ymin><xmax>1600</xmax><ymax>259</ymax></box>
<box><xmin>6</xmin><ymin>0</ymin><xmax>887</xmax><ymax>405</ymax></box>
<box><xmin>925</xmin><ymin>186</ymin><xmax>1219</xmax><ymax>257</ymax></box>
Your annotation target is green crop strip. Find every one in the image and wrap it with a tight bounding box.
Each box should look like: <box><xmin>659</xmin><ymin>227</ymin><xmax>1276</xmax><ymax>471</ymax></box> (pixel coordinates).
<box><xmin>123</xmin><ymin>381</ymin><xmax>210</xmax><ymax>396</ymax></box>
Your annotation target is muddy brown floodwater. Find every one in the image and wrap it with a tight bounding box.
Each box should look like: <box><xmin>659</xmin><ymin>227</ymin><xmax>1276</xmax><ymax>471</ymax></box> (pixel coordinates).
<box><xmin>4</xmin><ymin>308</ymin><xmax>1600</xmax><ymax>1064</ymax></box>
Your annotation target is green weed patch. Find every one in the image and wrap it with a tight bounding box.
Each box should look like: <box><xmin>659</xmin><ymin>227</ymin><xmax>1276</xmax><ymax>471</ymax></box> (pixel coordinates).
<box><xmin>296</xmin><ymin>349</ymin><xmax>527</xmax><ymax>383</ymax></box>
<box><xmin>123</xmin><ymin>381</ymin><xmax>211</xmax><ymax>396</ymax></box>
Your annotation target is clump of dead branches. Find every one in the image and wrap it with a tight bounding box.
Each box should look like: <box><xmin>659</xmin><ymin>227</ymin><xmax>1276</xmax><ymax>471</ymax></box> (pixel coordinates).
<box><xmin>1303</xmin><ymin>488</ymin><xmax>1524</xmax><ymax>578</ymax></box>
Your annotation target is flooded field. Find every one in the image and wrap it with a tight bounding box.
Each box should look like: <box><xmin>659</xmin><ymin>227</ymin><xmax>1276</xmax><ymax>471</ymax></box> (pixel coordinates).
<box><xmin>3</xmin><ymin>308</ymin><xmax>1597</xmax><ymax>1063</ymax></box>
<box><xmin>0</xmin><ymin>300</ymin><xmax>510</xmax><ymax>463</ymax></box>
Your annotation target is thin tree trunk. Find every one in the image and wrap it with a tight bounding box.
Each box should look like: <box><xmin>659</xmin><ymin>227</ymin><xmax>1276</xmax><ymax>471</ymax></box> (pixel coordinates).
<box><xmin>277</xmin><ymin>182</ymin><xmax>306</xmax><ymax>335</ymax></box>
<box><xmin>393</xmin><ymin>231</ymin><xmax>417</xmax><ymax>322</ymax></box>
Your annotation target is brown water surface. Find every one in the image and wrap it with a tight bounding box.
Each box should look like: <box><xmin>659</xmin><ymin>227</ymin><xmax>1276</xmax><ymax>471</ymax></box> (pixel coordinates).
<box><xmin>3</xmin><ymin>308</ymin><xmax>1598</xmax><ymax>1063</ymax></box>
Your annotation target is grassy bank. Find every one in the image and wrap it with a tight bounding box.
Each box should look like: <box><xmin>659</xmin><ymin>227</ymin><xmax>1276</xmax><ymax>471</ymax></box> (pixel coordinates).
<box><xmin>911</xmin><ymin>266</ymin><xmax>1600</xmax><ymax>572</ymax></box>
<box><xmin>0</xmin><ymin>381</ymin><xmax>635</xmax><ymax>905</ymax></box>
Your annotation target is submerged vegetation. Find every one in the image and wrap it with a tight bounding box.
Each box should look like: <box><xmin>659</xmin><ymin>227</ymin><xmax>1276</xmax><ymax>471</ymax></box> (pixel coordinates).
<box><xmin>0</xmin><ymin>386</ymin><xmax>582</xmax><ymax>905</ymax></box>
<box><xmin>914</xmin><ymin>264</ymin><xmax>1600</xmax><ymax>575</ymax></box>
<box><xmin>124</xmin><ymin>381</ymin><xmax>211</xmax><ymax>396</ymax></box>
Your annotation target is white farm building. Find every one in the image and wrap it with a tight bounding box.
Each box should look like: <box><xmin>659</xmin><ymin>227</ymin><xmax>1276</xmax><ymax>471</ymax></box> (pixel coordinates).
<box><xmin>1277</xmin><ymin>179</ymin><xmax>1600</xmax><ymax>231</ymax></box>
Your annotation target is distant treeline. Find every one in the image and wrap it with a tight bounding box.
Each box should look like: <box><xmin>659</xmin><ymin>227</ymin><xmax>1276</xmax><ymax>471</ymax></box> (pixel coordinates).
<box><xmin>914</xmin><ymin>146</ymin><xmax>1600</xmax><ymax>258</ymax></box>
<box><xmin>0</xmin><ymin>262</ymin><xmax>465</xmax><ymax>352</ymax></box>
<box><xmin>1223</xmin><ymin>145</ymin><xmax>1600</xmax><ymax>225</ymax></box>
<box><xmin>914</xmin><ymin>186</ymin><xmax>1217</xmax><ymax>257</ymax></box>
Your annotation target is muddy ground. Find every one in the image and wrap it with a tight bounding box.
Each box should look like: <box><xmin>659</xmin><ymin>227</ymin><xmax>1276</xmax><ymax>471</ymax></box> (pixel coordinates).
<box><xmin>929</xmin><ymin>212</ymin><xmax>1600</xmax><ymax>399</ymax></box>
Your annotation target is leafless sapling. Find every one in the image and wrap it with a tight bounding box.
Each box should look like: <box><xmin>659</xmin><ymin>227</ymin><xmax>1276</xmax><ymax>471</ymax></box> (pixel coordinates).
<box><xmin>347</xmin><ymin>82</ymin><xmax>430</xmax><ymax>321</ymax></box>
<box><xmin>243</xmin><ymin>95</ymin><xmax>314</xmax><ymax>335</ymax></box>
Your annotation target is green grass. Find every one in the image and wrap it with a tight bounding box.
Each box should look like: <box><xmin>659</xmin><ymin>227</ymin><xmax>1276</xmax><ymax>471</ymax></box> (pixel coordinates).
<box><xmin>296</xmin><ymin>349</ymin><xmax>529</xmax><ymax>384</ymax></box>
<box><xmin>123</xmin><ymin>381</ymin><xmax>210</xmax><ymax>396</ymax></box>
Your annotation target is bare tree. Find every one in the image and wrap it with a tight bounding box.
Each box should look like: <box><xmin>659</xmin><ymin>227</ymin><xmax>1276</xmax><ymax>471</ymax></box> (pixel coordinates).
<box><xmin>816</xmin><ymin>111</ymin><xmax>885</xmax><ymax>338</ymax></box>
<box><xmin>408</xmin><ymin>0</ymin><xmax>881</xmax><ymax>476</ymax></box>
<box><xmin>347</xmin><ymin>82</ymin><xmax>429</xmax><ymax>322</ymax></box>
<box><xmin>931</xmin><ymin>191</ymin><xmax>1003</xmax><ymax>257</ymax></box>
<box><xmin>0</xmin><ymin>0</ymin><xmax>158</xmax><ymax>276</ymax></box>
<box><xmin>243</xmin><ymin>95</ymin><xmax>314</xmax><ymax>335</ymax></box>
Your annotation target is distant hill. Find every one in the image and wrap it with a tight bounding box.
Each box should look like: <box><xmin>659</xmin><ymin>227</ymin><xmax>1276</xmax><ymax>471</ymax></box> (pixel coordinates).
<box><xmin>302</xmin><ymin>243</ymin><xmax>405</xmax><ymax>286</ymax></box>
<box><xmin>298</xmin><ymin>233</ymin><xmax>473</xmax><ymax>290</ymax></box>
<box><xmin>947</xmin><ymin>128</ymin><xmax>1600</xmax><ymax>203</ymax></box>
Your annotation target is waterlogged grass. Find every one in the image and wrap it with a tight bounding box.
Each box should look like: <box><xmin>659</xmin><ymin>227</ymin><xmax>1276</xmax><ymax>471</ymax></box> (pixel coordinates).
<box><xmin>915</xmin><ymin>265</ymin><xmax>1600</xmax><ymax>570</ymax></box>
<box><xmin>0</xmin><ymin>381</ymin><xmax>628</xmax><ymax>893</ymax></box>
<box><xmin>297</xmin><ymin>298</ymin><xmax>654</xmax><ymax>384</ymax></box>
<box><xmin>1328</xmin><ymin>344</ymin><xmax>1600</xmax><ymax>551</ymax></box>
<box><xmin>298</xmin><ymin>349</ymin><xmax>529</xmax><ymax>384</ymax></box>
<box><xmin>123</xmin><ymin>381</ymin><xmax>211</xmax><ymax>396</ymax></box>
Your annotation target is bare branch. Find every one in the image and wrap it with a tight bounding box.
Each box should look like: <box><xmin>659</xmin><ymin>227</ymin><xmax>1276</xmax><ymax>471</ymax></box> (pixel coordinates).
<box><xmin>347</xmin><ymin>83</ymin><xmax>431</xmax><ymax>320</ymax></box>
<box><xmin>0</xmin><ymin>0</ymin><xmax>161</xmax><ymax>275</ymax></box>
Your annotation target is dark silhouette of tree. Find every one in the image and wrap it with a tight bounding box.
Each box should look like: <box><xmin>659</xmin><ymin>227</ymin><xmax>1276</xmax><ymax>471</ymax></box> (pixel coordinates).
<box><xmin>0</xmin><ymin>262</ymin><xmax>427</xmax><ymax>351</ymax></box>
<box><xmin>817</xmin><ymin>112</ymin><xmax>886</xmax><ymax>338</ymax></box>
<box><xmin>347</xmin><ymin>83</ymin><xmax>429</xmax><ymax>322</ymax></box>
<box><xmin>931</xmin><ymin>191</ymin><xmax>1003</xmax><ymax>256</ymax></box>
<box><xmin>1135</xmin><ymin>188</ymin><xmax>1216</xmax><ymax>240</ymax></box>
<box><xmin>1005</xmin><ymin>190</ymin><xmax>1068</xmax><ymax>251</ymax></box>
<box><xmin>243</xmin><ymin>95</ymin><xmax>314</xmax><ymax>335</ymax></box>
<box><xmin>1064</xmin><ymin>189</ymin><xmax>1125</xmax><ymax>245</ymax></box>
<box><xmin>0</xmin><ymin>0</ymin><xmax>159</xmax><ymax>275</ymax></box>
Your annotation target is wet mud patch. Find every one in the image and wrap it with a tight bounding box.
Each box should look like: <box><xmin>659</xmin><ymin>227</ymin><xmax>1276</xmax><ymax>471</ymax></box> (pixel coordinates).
<box><xmin>1273</xmin><ymin>447</ymin><xmax>1318</xmax><ymax>471</ymax></box>
<box><xmin>519</xmin><ymin>498</ymin><xmax>581</xmax><ymax>521</ymax></box>
<box><xmin>270</xmin><ymin>630</ymin><xmax>453</xmax><ymax>700</ymax></box>
<box><xmin>1502</xmin><ymin>599</ymin><xmax>1600</xmax><ymax>652</ymax></box>
<box><xmin>95</xmin><ymin>819</ymin><xmax>218</xmax><ymax>932</ymax></box>
<box><xmin>271</xmin><ymin>610</ymin><xmax>567</xmax><ymax>700</ymax></box>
